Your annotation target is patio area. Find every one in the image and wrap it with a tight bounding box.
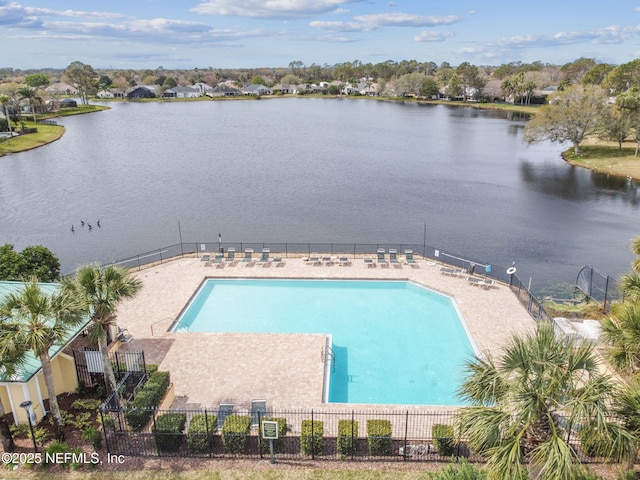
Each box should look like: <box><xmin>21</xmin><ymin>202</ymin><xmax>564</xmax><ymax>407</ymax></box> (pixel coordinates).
<box><xmin>115</xmin><ymin>254</ymin><xmax>536</xmax><ymax>411</ymax></box>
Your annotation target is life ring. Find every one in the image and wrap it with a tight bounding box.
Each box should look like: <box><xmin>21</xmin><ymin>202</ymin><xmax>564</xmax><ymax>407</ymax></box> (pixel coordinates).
<box><xmin>506</xmin><ymin>267</ymin><xmax>517</xmax><ymax>275</ymax></box>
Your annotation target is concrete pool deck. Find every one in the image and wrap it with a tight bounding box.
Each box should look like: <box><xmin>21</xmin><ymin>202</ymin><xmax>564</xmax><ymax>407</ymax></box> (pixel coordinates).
<box><xmin>115</xmin><ymin>254</ymin><xmax>537</xmax><ymax>411</ymax></box>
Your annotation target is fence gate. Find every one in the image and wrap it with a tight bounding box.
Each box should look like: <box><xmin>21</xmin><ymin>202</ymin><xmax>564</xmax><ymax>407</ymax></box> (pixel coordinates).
<box><xmin>72</xmin><ymin>348</ymin><xmax>100</xmax><ymax>388</ymax></box>
<box><xmin>575</xmin><ymin>265</ymin><xmax>617</xmax><ymax>312</ymax></box>
<box><xmin>73</xmin><ymin>349</ymin><xmax>147</xmax><ymax>388</ymax></box>
<box><xmin>113</xmin><ymin>350</ymin><xmax>146</xmax><ymax>379</ymax></box>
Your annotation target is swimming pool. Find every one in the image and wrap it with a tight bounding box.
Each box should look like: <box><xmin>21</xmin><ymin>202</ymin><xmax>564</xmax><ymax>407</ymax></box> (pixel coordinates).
<box><xmin>173</xmin><ymin>279</ymin><xmax>476</xmax><ymax>406</ymax></box>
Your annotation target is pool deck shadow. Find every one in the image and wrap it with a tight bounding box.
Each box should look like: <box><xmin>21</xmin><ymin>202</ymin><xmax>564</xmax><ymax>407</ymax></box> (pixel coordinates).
<box><xmin>115</xmin><ymin>255</ymin><xmax>537</xmax><ymax>411</ymax></box>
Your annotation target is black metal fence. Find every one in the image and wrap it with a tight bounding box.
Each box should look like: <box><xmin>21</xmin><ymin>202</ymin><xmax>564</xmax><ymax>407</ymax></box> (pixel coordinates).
<box><xmin>576</xmin><ymin>265</ymin><xmax>618</xmax><ymax>312</ymax></box>
<box><xmin>99</xmin><ymin>407</ymin><xmax>469</xmax><ymax>461</ymax></box>
<box><xmin>102</xmin><ymin>240</ymin><xmax>552</xmax><ymax>325</ymax></box>
<box><xmin>99</xmin><ymin>406</ymin><xmax>599</xmax><ymax>463</ymax></box>
<box><xmin>73</xmin><ymin>349</ymin><xmax>148</xmax><ymax>402</ymax></box>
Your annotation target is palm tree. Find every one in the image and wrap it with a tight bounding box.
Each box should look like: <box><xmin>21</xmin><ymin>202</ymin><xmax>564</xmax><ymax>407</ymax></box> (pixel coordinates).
<box><xmin>0</xmin><ymin>94</ymin><xmax>13</xmax><ymax>136</ymax></box>
<box><xmin>631</xmin><ymin>236</ymin><xmax>640</xmax><ymax>274</ymax></box>
<box><xmin>601</xmin><ymin>304</ymin><xmax>640</xmax><ymax>372</ymax></box>
<box><xmin>16</xmin><ymin>87</ymin><xmax>39</xmax><ymax>122</ymax></box>
<box><xmin>0</xmin><ymin>329</ymin><xmax>22</xmax><ymax>452</ymax></box>
<box><xmin>0</xmin><ymin>280</ymin><xmax>86</xmax><ymax>439</ymax></box>
<box><xmin>457</xmin><ymin>321</ymin><xmax>635</xmax><ymax>480</ymax></box>
<box><xmin>61</xmin><ymin>264</ymin><xmax>142</xmax><ymax>402</ymax></box>
<box><xmin>501</xmin><ymin>78</ymin><xmax>515</xmax><ymax>103</ymax></box>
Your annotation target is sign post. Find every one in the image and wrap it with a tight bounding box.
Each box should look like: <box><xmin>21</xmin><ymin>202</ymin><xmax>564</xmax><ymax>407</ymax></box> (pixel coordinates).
<box><xmin>262</xmin><ymin>420</ymin><xmax>279</xmax><ymax>464</ymax></box>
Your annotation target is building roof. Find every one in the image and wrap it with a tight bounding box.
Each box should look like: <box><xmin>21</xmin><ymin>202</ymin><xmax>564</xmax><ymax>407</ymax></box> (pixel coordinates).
<box><xmin>165</xmin><ymin>86</ymin><xmax>199</xmax><ymax>94</ymax></box>
<box><xmin>0</xmin><ymin>281</ymin><xmax>89</xmax><ymax>383</ymax></box>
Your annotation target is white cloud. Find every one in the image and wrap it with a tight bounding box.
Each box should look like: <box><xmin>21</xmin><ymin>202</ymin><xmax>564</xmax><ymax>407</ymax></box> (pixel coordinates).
<box><xmin>0</xmin><ymin>1</ymin><xmax>123</xmax><ymax>25</ymax></box>
<box><xmin>310</xmin><ymin>20</ymin><xmax>373</xmax><ymax>33</ymax></box>
<box><xmin>311</xmin><ymin>12</ymin><xmax>460</xmax><ymax>33</ymax></box>
<box><xmin>353</xmin><ymin>12</ymin><xmax>460</xmax><ymax>28</ymax></box>
<box><xmin>0</xmin><ymin>2</ymin><xmax>275</xmax><ymax>46</ymax></box>
<box><xmin>493</xmin><ymin>25</ymin><xmax>640</xmax><ymax>49</ymax></box>
<box><xmin>414</xmin><ymin>30</ymin><xmax>453</xmax><ymax>42</ymax></box>
<box><xmin>23</xmin><ymin>6</ymin><xmax>124</xmax><ymax>19</ymax></box>
<box><xmin>192</xmin><ymin>0</ymin><xmax>358</xmax><ymax>18</ymax></box>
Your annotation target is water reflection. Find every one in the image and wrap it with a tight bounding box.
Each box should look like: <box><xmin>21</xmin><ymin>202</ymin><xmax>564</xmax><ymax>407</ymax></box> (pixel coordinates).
<box><xmin>520</xmin><ymin>160</ymin><xmax>639</xmax><ymax>205</ymax></box>
<box><xmin>508</xmin><ymin>124</ymin><xmax>525</xmax><ymax>136</ymax></box>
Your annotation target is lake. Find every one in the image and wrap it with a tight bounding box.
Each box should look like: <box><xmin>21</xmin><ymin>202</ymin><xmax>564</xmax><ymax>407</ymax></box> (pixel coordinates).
<box><xmin>0</xmin><ymin>98</ymin><xmax>637</xmax><ymax>292</ymax></box>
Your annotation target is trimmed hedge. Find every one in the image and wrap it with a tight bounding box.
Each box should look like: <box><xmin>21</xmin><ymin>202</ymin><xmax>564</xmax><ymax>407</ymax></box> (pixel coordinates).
<box><xmin>259</xmin><ymin>417</ymin><xmax>288</xmax><ymax>452</ymax></box>
<box><xmin>367</xmin><ymin>419</ymin><xmax>392</xmax><ymax>456</ymax></box>
<box><xmin>301</xmin><ymin>419</ymin><xmax>323</xmax><ymax>456</ymax></box>
<box><xmin>187</xmin><ymin>414</ymin><xmax>216</xmax><ymax>454</ymax></box>
<box><xmin>432</xmin><ymin>423</ymin><xmax>455</xmax><ymax>456</ymax></box>
<box><xmin>221</xmin><ymin>414</ymin><xmax>252</xmax><ymax>454</ymax></box>
<box><xmin>124</xmin><ymin>370</ymin><xmax>171</xmax><ymax>431</ymax></box>
<box><xmin>337</xmin><ymin>419</ymin><xmax>358</xmax><ymax>456</ymax></box>
<box><xmin>153</xmin><ymin>412</ymin><xmax>186</xmax><ymax>453</ymax></box>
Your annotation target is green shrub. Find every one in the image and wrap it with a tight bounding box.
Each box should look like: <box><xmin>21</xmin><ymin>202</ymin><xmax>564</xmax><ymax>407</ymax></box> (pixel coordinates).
<box><xmin>187</xmin><ymin>414</ymin><xmax>216</xmax><ymax>454</ymax></box>
<box><xmin>432</xmin><ymin>424</ymin><xmax>455</xmax><ymax>456</ymax></box>
<box><xmin>337</xmin><ymin>419</ymin><xmax>358</xmax><ymax>456</ymax></box>
<box><xmin>221</xmin><ymin>414</ymin><xmax>251</xmax><ymax>454</ymax></box>
<box><xmin>70</xmin><ymin>447</ymin><xmax>85</xmax><ymax>471</ymax></box>
<box><xmin>72</xmin><ymin>398</ymin><xmax>102</xmax><ymax>411</ymax></box>
<box><xmin>153</xmin><ymin>412</ymin><xmax>186</xmax><ymax>453</ymax></box>
<box><xmin>34</xmin><ymin>427</ymin><xmax>50</xmax><ymax>444</ymax></box>
<box><xmin>578</xmin><ymin>427</ymin><xmax>610</xmax><ymax>458</ymax></box>
<box><xmin>124</xmin><ymin>370</ymin><xmax>171</xmax><ymax>430</ymax></box>
<box><xmin>43</xmin><ymin>440</ymin><xmax>71</xmax><ymax>468</ymax></box>
<box><xmin>427</xmin><ymin>460</ymin><xmax>487</xmax><ymax>479</ymax></box>
<box><xmin>573</xmin><ymin>468</ymin><xmax>605</xmax><ymax>480</ymax></box>
<box><xmin>259</xmin><ymin>417</ymin><xmax>287</xmax><ymax>452</ymax></box>
<box><xmin>301</xmin><ymin>419</ymin><xmax>323</xmax><ymax>456</ymax></box>
<box><xmin>82</xmin><ymin>426</ymin><xmax>102</xmax><ymax>450</ymax></box>
<box><xmin>65</xmin><ymin>411</ymin><xmax>93</xmax><ymax>430</ymax></box>
<box><xmin>10</xmin><ymin>423</ymin><xmax>31</xmax><ymax>438</ymax></box>
<box><xmin>12</xmin><ymin>423</ymin><xmax>50</xmax><ymax>443</ymax></box>
<box><xmin>367</xmin><ymin>419</ymin><xmax>392</xmax><ymax>456</ymax></box>
<box><xmin>616</xmin><ymin>470</ymin><xmax>637</xmax><ymax>480</ymax></box>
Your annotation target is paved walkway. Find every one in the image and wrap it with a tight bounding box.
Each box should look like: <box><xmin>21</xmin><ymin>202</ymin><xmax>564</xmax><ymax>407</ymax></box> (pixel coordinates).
<box><xmin>116</xmin><ymin>254</ymin><xmax>536</xmax><ymax>411</ymax></box>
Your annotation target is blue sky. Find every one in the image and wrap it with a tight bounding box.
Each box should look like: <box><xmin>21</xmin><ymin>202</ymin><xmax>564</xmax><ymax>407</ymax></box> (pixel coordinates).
<box><xmin>1</xmin><ymin>0</ymin><xmax>640</xmax><ymax>70</ymax></box>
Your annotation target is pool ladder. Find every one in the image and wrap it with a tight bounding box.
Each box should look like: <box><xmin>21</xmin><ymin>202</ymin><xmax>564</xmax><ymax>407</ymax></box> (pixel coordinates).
<box><xmin>321</xmin><ymin>345</ymin><xmax>336</xmax><ymax>373</ymax></box>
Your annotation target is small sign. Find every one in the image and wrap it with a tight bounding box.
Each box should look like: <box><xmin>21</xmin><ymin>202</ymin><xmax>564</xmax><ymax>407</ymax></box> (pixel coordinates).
<box><xmin>262</xmin><ymin>421</ymin><xmax>279</xmax><ymax>440</ymax></box>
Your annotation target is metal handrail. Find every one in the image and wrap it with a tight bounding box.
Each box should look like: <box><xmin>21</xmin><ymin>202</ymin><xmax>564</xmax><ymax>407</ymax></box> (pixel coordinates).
<box><xmin>321</xmin><ymin>345</ymin><xmax>336</xmax><ymax>373</ymax></box>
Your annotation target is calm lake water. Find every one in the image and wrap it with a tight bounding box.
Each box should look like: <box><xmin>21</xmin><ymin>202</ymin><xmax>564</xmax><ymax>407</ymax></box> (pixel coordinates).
<box><xmin>0</xmin><ymin>98</ymin><xmax>638</xmax><ymax>291</ymax></box>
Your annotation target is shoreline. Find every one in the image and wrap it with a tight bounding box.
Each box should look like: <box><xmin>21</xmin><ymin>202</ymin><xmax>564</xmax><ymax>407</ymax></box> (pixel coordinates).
<box><xmin>562</xmin><ymin>143</ymin><xmax>640</xmax><ymax>181</ymax></box>
<box><xmin>2</xmin><ymin>98</ymin><xmax>637</xmax><ymax>183</ymax></box>
<box><xmin>0</xmin><ymin>105</ymin><xmax>109</xmax><ymax>158</ymax></box>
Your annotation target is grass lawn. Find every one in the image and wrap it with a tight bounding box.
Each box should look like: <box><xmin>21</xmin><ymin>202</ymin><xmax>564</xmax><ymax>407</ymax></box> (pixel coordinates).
<box><xmin>0</xmin><ymin>466</ymin><xmax>439</xmax><ymax>480</ymax></box>
<box><xmin>0</xmin><ymin>123</ymin><xmax>64</xmax><ymax>156</ymax></box>
<box><xmin>0</xmin><ymin>464</ymin><xmax>627</xmax><ymax>480</ymax></box>
<box><xmin>563</xmin><ymin>144</ymin><xmax>640</xmax><ymax>180</ymax></box>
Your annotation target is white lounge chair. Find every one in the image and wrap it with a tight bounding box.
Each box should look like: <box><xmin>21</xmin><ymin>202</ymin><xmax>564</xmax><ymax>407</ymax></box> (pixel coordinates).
<box><xmin>404</xmin><ymin>250</ymin><xmax>419</xmax><ymax>268</ymax></box>
<box><xmin>439</xmin><ymin>266</ymin><xmax>463</xmax><ymax>277</ymax></box>
<box><xmin>257</xmin><ymin>248</ymin><xmax>270</xmax><ymax>266</ymax></box>
<box><xmin>242</xmin><ymin>248</ymin><xmax>254</xmax><ymax>265</ymax></box>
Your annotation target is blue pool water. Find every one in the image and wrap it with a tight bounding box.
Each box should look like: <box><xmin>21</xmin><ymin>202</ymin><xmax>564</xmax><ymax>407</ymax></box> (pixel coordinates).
<box><xmin>174</xmin><ymin>279</ymin><xmax>476</xmax><ymax>405</ymax></box>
